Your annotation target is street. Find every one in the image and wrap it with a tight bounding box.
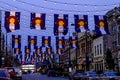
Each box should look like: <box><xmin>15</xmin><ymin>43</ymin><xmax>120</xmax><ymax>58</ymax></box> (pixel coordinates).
<box><xmin>22</xmin><ymin>73</ymin><xmax>69</xmax><ymax>80</ymax></box>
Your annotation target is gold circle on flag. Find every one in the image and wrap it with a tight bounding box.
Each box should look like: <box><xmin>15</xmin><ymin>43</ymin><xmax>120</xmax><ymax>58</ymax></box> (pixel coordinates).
<box><xmin>48</xmin><ymin>48</ymin><xmax>50</xmax><ymax>51</ymax></box>
<box><xmin>56</xmin><ymin>19</ymin><xmax>66</xmax><ymax>26</ymax></box>
<box><xmin>37</xmin><ymin>48</ymin><xmax>40</xmax><ymax>51</ymax></box>
<box><xmin>98</xmin><ymin>20</ymin><xmax>106</xmax><ymax>27</ymax></box>
<box><xmin>30</xmin><ymin>39</ymin><xmax>35</xmax><ymax>44</ymax></box>
<box><xmin>16</xmin><ymin>48</ymin><xmax>19</xmax><ymax>51</ymax></box>
<box><xmin>35</xmin><ymin>19</ymin><xmax>41</xmax><ymax>25</ymax></box>
<box><xmin>14</xmin><ymin>38</ymin><xmax>19</xmax><ymax>43</ymax></box>
<box><xmin>27</xmin><ymin>53</ymin><xmax>29</xmax><ymax>56</ymax></box>
<box><xmin>58</xmin><ymin>40</ymin><xmax>62</xmax><ymax>44</ymax></box>
<box><xmin>10</xmin><ymin>18</ymin><xmax>15</xmax><ymax>23</ymax></box>
<box><xmin>45</xmin><ymin>39</ymin><xmax>48</xmax><ymax>44</ymax></box>
<box><xmin>99</xmin><ymin>21</ymin><xmax>105</xmax><ymax>27</ymax></box>
<box><xmin>72</xmin><ymin>40</ymin><xmax>76</xmax><ymax>44</ymax></box>
<box><xmin>26</xmin><ymin>48</ymin><xmax>29</xmax><ymax>52</ymax></box>
<box><xmin>7</xmin><ymin>16</ymin><xmax>18</xmax><ymax>24</ymax></box>
<box><xmin>58</xmin><ymin>48</ymin><xmax>61</xmax><ymax>51</ymax></box>
<box><xmin>77</xmin><ymin>20</ymin><xmax>86</xmax><ymax>27</ymax></box>
<box><xmin>33</xmin><ymin>17</ymin><xmax>43</xmax><ymax>25</ymax></box>
<box><xmin>59</xmin><ymin>20</ymin><xmax>64</xmax><ymax>26</ymax></box>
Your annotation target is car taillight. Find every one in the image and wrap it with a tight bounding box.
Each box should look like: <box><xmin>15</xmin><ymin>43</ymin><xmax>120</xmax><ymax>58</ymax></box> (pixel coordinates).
<box><xmin>73</xmin><ymin>73</ymin><xmax>78</xmax><ymax>76</ymax></box>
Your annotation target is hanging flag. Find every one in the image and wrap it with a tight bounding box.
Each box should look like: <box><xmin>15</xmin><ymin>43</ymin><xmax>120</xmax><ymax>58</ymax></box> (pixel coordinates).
<box><xmin>56</xmin><ymin>48</ymin><xmax>63</xmax><ymax>55</ymax></box>
<box><xmin>12</xmin><ymin>35</ymin><xmax>21</xmax><ymax>48</ymax></box>
<box><xmin>4</xmin><ymin>11</ymin><xmax>20</xmax><ymax>33</ymax></box>
<box><xmin>50</xmin><ymin>53</ymin><xmax>54</xmax><ymax>59</ymax></box>
<box><xmin>28</xmin><ymin>36</ymin><xmax>37</xmax><ymax>49</ymax></box>
<box><xmin>45</xmin><ymin>54</ymin><xmax>49</xmax><ymax>60</ymax></box>
<box><xmin>14</xmin><ymin>48</ymin><xmax>21</xmax><ymax>54</ymax></box>
<box><xmin>30</xmin><ymin>13</ymin><xmax>46</xmax><ymax>30</ymax></box>
<box><xmin>25</xmin><ymin>53</ymin><xmax>30</xmax><ymax>62</ymax></box>
<box><xmin>46</xmin><ymin>47</ymin><xmax>52</xmax><ymax>54</ymax></box>
<box><xmin>35</xmin><ymin>46</ymin><xmax>41</xmax><ymax>54</ymax></box>
<box><xmin>39</xmin><ymin>56</ymin><xmax>42</xmax><ymax>62</ymax></box>
<box><xmin>74</xmin><ymin>15</ymin><xmax>88</xmax><ymax>32</ymax></box>
<box><xmin>16</xmin><ymin>51</ymin><xmax>22</xmax><ymax>63</ymax></box>
<box><xmin>42</xmin><ymin>52</ymin><xmax>45</xmax><ymax>60</ymax></box>
<box><xmin>33</xmin><ymin>52</ymin><xmax>38</xmax><ymax>59</ymax></box>
<box><xmin>42</xmin><ymin>36</ymin><xmax>51</xmax><ymax>47</ymax></box>
<box><xmin>94</xmin><ymin>15</ymin><xmax>110</xmax><ymax>35</ymax></box>
<box><xmin>54</xmin><ymin>14</ymin><xmax>68</xmax><ymax>35</ymax></box>
<box><xmin>41</xmin><ymin>46</ymin><xmax>46</xmax><ymax>53</ymax></box>
<box><xmin>25</xmin><ymin>46</ymin><xmax>31</xmax><ymax>53</ymax></box>
<box><xmin>56</xmin><ymin>37</ymin><xmax>64</xmax><ymax>48</ymax></box>
<box><xmin>69</xmin><ymin>36</ymin><xmax>78</xmax><ymax>48</ymax></box>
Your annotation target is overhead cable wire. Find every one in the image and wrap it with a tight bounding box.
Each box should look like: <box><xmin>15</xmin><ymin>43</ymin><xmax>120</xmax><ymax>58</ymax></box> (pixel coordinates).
<box><xmin>0</xmin><ymin>0</ymin><xmax>116</xmax><ymax>13</ymax></box>
<box><xmin>43</xmin><ymin>0</ymin><xmax>119</xmax><ymax>6</ymax></box>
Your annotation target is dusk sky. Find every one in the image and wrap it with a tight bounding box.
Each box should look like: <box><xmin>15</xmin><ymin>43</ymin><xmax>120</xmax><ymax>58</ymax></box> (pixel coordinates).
<box><xmin>0</xmin><ymin>0</ymin><xmax>120</xmax><ymax>59</ymax></box>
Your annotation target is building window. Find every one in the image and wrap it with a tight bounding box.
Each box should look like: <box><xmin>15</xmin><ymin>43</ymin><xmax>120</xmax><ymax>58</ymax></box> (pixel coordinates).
<box><xmin>112</xmin><ymin>41</ymin><xmax>117</xmax><ymax>51</ymax></box>
<box><xmin>97</xmin><ymin>45</ymin><xmax>99</xmax><ymax>55</ymax></box>
<box><xmin>100</xmin><ymin>44</ymin><xmax>102</xmax><ymax>55</ymax></box>
<box><xmin>112</xmin><ymin>26</ymin><xmax>117</xmax><ymax>34</ymax></box>
<box><xmin>118</xmin><ymin>26</ymin><xmax>120</xmax><ymax>31</ymax></box>
<box><xmin>95</xmin><ymin>46</ymin><xmax>96</xmax><ymax>56</ymax></box>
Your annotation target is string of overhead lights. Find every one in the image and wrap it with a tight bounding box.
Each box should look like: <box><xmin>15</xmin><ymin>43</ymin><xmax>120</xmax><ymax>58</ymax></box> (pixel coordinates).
<box><xmin>0</xmin><ymin>0</ymin><xmax>115</xmax><ymax>17</ymax></box>
<box><xmin>3</xmin><ymin>0</ymin><xmax>116</xmax><ymax>13</ymax></box>
<box><xmin>42</xmin><ymin>0</ymin><xmax>119</xmax><ymax>6</ymax></box>
<box><xmin>0</xmin><ymin>5</ymin><xmax>95</xmax><ymax>30</ymax></box>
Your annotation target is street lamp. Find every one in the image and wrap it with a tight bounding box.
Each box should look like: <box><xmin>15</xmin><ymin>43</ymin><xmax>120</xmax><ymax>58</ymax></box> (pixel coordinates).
<box><xmin>85</xmin><ymin>30</ymin><xmax>94</xmax><ymax>71</ymax></box>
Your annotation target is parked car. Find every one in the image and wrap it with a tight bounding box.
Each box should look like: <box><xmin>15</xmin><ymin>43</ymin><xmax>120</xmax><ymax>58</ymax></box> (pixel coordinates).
<box><xmin>0</xmin><ymin>68</ymin><xmax>10</xmax><ymax>80</ymax></box>
<box><xmin>82</xmin><ymin>71</ymin><xmax>98</xmax><ymax>80</ymax></box>
<box><xmin>5</xmin><ymin>67</ymin><xmax>22</xmax><ymax>80</ymax></box>
<box><xmin>5</xmin><ymin>67</ymin><xmax>16</xmax><ymax>79</ymax></box>
<box><xmin>47</xmin><ymin>69</ymin><xmax>57</xmax><ymax>77</ymax></box>
<box><xmin>69</xmin><ymin>69</ymin><xmax>85</xmax><ymax>80</ymax></box>
<box><xmin>102</xmin><ymin>71</ymin><xmax>120</xmax><ymax>80</ymax></box>
<box><xmin>14</xmin><ymin>68</ymin><xmax>22</xmax><ymax>80</ymax></box>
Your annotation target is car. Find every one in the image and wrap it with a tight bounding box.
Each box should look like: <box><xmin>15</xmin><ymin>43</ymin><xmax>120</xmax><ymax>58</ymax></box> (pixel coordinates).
<box><xmin>69</xmin><ymin>69</ymin><xmax>85</xmax><ymax>80</ymax></box>
<box><xmin>14</xmin><ymin>68</ymin><xmax>22</xmax><ymax>80</ymax></box>
<box><xmin>101</xmin><ymin>71</ymin><xmax>120</xmax><ymax>80</ymax></box>
<box><xmin>47</xmin><ymin>69</ymin><xmax>57</xmax><ymax>77</ymax></box>
<box><xmin>82</xmin><ymin>71</ymin><xmax>98</xmax><ymax>80</ymax></box>
<box><xmin>5</xmin><ymin>67</ymin><xmax>22</xmax><ymax>80</ymax></box>
<box><xmin>0</xmin><ymin>68</ymin><xmax>11</xmax><ymax>80</ymax></box>
<box><xmin>5</xmin><ymin>67</ymin><xmax>16</xmax><ymax>79</ymax></box>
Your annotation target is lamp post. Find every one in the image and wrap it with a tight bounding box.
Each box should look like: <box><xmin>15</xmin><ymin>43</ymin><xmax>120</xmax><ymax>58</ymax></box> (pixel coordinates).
<box><xmin>72</xmin><ymin>32</ymin><xmax>79</xmax><ymax>69</ymax></box>
<box><xmin>85</xmin><ymin>30</ymin><xmax>94</xmax><ymax>71</ymax></box>
<box><xmin>0</xmin><ymin>15</ymin><xmax>1</xmax><ymax>55</ymax></box>
<box><xmin>68</xmin><ymin>32</ymin><xmax>72</xmax><ymax>72</ymax></box>
<box><xmin>85</xmin><ymin>30</ymin><xmax>89</xmax><ymax>71</ymax></box>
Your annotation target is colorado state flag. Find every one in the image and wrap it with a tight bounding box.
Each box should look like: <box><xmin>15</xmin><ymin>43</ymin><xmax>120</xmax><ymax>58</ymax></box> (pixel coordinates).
<box><xmin>94</xmin><ymin>15</ymin><xmax>110</xmax><ymax>35</ymax></box>
<box><xmin>12</xmin><ymin>35</ymin><xmax>21</xmax><ymax>48</ymax></box>
<box><xmin>54</xmin><ymin>14</ymin><xmax>68</xmax><ymax>35</ymax></box>
<box><xmin>14</xmin><ymin>48</ymin><xmax>21</xmax><ymax>54</ymax></box>
<box><xmin>42</xmin><ymin>36</ymin><xmax>51</xmax><ymax>47</ymax></box>
<box><xmin>4</xmin><ymin>11</ymin><xmax>20</xmax><ymax>33</ymax></box>
<box><xmin>46</xmin><ymin>47</ymin><xmax>52</xmax><ymax>54</ymax></box>
<box><xmin>30</xmin><ymin>13</ymin><xmax>46</xmax><ymax>30</ymax></box>
<box><xmin>28</xmin><ymin>36</ymin><xmax>37</xmax><ymax>49</ymax></box>
<box><xmin>56</xmin><ymin>37</ymin><xmax>64</xmax><ymax>48</ymax></box>
<box><xmin>69</xmin><ymin>36</ymin><xmax>78</xmax><ymax>48</ymax></box>
<box><xmin>57</xmin><ymin>48</ymin><xmax>63</xmax><ymax>55</ymax></box>
<box><xmin>74</xmin><ymin>15</ymin><xmax>88</xmax><ymax>32</ymax></box>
